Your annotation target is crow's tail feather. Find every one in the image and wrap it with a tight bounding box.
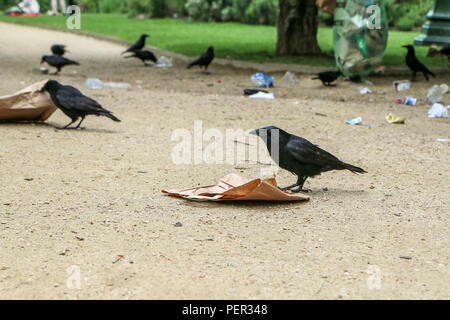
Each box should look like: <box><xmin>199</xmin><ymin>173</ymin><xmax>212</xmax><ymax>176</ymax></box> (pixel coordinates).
<box><xmin>100</xmin><ymin>112</ymin><xmax>121</xmax><ymax>122</ymax></box>
<box><xmin>343</xmin><ymin>162</ymin><xmax>367</xmax><ymax>174</ymax></box>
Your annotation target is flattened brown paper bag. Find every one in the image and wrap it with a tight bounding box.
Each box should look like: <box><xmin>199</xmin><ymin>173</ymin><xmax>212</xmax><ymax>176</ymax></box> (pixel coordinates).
<box><xmin>0</xmin><ymin>80</ymin><xmax>57</xmax><ymax>121</ymax></box>
<box><xmin>162</xmin><ymin>173</ymin><xmax>309</xmax><ymax>202</ymax></box>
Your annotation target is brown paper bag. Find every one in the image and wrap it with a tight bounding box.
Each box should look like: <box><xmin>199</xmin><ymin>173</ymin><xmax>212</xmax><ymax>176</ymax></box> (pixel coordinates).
<box><xmin>0</xmin><ymin>80</ymin><xmax>57</xmax><ymax>121</ymax></box>
<box><xmin>162</xmin><ymin>173</ymin><xmax>309</xmax><ymax>202</ymax></box>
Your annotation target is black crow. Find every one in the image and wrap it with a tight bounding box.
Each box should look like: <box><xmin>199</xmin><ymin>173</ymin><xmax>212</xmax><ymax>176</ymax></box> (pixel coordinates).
<box><xmin>124</xmin><ymin>50</ymin><xmax>157</xmax><ymax>66</ymax></box>
<box><xmin>41</xmin><ymin>55</ymin><xmax>79</xmax><ymax>75</ymax></box>
<box><xmin>41</xmin><ymin>80</ymin><xmax>120</xmax><ymax>129</ymax></box>
<box><xmin>312</xmin><ymin>70</ymin><xmax>341</xmax><ymax>86</ymax></box>
<box><xmin>51</xmin><ymin>44</ymin><xmax>68</xmax><ymax>56</ymax></box>
<box><xmin>439</xmin><ymin>45</ymin><xmax>450</xmax><ymax>58</ymax></box>
<box><xmin>403</xmin><ymin>45</ymin><xmax>436</xmax><ymax>81</ymax></box>
<box><xmin>249</xmin><ymin>126</ymin><xmax>367</xmax><ymax>192</ymax></box>
<box><xmin>187</xmin><ymin>46</ymin><xmax>214</xmax><ymax>73</ymax></box>
<box><xmin>121</xmin><ymin>34</ymin><xmax>149</xmax><ymax>55</ymax></box>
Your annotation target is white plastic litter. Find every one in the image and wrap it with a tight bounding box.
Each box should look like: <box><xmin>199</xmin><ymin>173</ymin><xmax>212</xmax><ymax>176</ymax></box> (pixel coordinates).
<box><xmin>440</xmin><ymin>84</ymin><xmax>448</xmax><ymax>95</ymax></box>
<box><xmin>85</xmin><ymin>78</ymin><xmax>130</xmax><ymax>89</ymax></box>
<box><xmin>85</xmin><ymin>78</ymin><xmax>103</xmax><ymax>90</ymax></box>
<box><xmin>346</xmin><ymin>117</ymin><xmax>363</xmax><ymax>125</ymax></box>
<box><xmin>155</xmin><ymin>56</ymin><xmax>173</xmax><ymax>68</ymax></box>
<box><xmin>281</xmin><ymin>72</ymin><xmax>299</xmax><ymax>86</ymax></box>
<box><xmin>426</xmin><ymin>85</ymin><xmax>445</xmax><ymax>105</ymax></box>
<box><xmin>249</xmin><ymin>92</ymin><xmax>274</xmax><ymax>99</ymax></box>
<box><xmin>393</xmin><ymin>80</ymin><xmax>411</xmax><ymax>92</ymax></box>
<box><xmin>103</xmin><ymin>82</ymin><xmax>130</xmax><ymax>89</ymax></box>
<box><xmin>350</xmin><ymin>85</ymin><xmax>371</xmax><ymax>94</ymax></box>
<box><xmin>437</xmin><ymin>138</ymin><xmax>450</xmax><ymax>143</ymax></box>
<box><xmin>428</xmin><ymin>103</ymin><xmax>449</xmax><ymax>118</ymax></box>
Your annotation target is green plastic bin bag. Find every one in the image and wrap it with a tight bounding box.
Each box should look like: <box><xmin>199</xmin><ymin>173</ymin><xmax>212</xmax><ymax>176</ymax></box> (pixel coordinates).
<box><xmin>334</xmin><ymin>0</ymin><xmax>388</xmax><ymax>78</ymax></box>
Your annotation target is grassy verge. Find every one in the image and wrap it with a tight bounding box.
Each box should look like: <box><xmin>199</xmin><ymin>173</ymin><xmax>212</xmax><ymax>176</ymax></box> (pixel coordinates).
<box><xmin>0</xmin><ymin>13</ymin><xmax>447</xmax><ymax>67</ymax></box>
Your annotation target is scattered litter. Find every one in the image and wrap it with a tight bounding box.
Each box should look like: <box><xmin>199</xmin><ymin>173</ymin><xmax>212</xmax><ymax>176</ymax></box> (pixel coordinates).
<box><xmin>162</xmin><ymin>173</ymin><xmax>309</xmax><ymax>202</ymax></box>
<box><xmin>112</xmin><ymin>255</ymin><xmax>125</xmax><ymax>264</ymax></box>
<box><xmin>386</xmin><ymin>113</ymin><xmax>406</xmax><ymax>124</ymax></box>
<box><xmin>437</xmin><ymin>138</ymin><xmax>450</xmax><ymax>143</ymax></box>
<box><xmin>367</xmin><ymin>124</ymin><xmax>374</xmax><ymax>128</ymax></box>
<box><xmin>393</xmin><ymin>80</ymin><xmax>411</xmax><ymax>92</ymax></box>
<box><xmin>399</xmin><ymin>256</ymin><xmax>412</xmax><ymax>260</ymax></box>
<box><xmin>32</xmin><ymin>67</ymin><xmax>49</xmax><ymax>75</ymax></box>
<box><xmin>281</xmin><ymin>72</ymin><xmax>299</xmax><ymax>86</ymax></box>
<box><xmin>426</xmin><ymin>84</ymin><xmax>446</xmax><ymax>105</ymax></box>
<box><xmin>440</xmin><ymin>84</ymin><xmax>449</xmax><ymax>95</ymax></box>
<box><xmin>345</xmin><ymin>117</ymin><xmax>363</xmax><ymax>125</ymax></box>
<box><xmin>350</xmin><ymin>85</ymin><xmax>371</xmax><ymax>94</ymax></box>
<box><xmin>251</xmin><ymin>72</ymin><xmax>274</xmax><ymax>88</ymax></box>
<box><xmin>428</xmin><ymin>103</ymin><xmax>449</xmax><ymax>118</ymax></box>
<box><xmin>174</xmin><ymin>222</ymin><xmax>183</xmax><ymax>227</ymax></box>
<box><xmin>249</xmin><ymin>92</ymin><xmax>274</xmax><ymax>99</ymax></box>
<box><xmin>155</xmin><ymin>56</ymin><xmax>173</xmax><ymax>68</ymax></box>
<box><xmin>74</xmin><ymin>236</ymin><xmax>84</xmax><ymax>241</ymax></box>
<box><xmin>244</xmin><ymin>89</ymin><xmax>268</xmax><ymax>95</ymax></box>
<box><xmin>24</xmin><ymin>178</ymin><xmax>33</xmax><ymax>181</ymax></box>
<box><xmin>395</xmin><ymin>97</ymin><xmax>416</xmax><ymax>106</ymax></box>
<box><xmin>85</xmin><ymin>78</ymin><xmax>103</xmax><ymax>90</ymax></box>
<box><xmin>104</xmin><ymin>82</ymin><xmax>130</xmax><ymax>89</ymax></box>
<box><xmin>85</xmin><ymin>78</ymin><xmax>130</xmax><ymax>90</ymax></box>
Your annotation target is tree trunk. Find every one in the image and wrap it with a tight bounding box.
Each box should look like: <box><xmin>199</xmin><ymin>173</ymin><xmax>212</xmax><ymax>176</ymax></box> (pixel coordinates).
<box><xmin>276</xmin><ymin>0</ymin><xmax>322</xmax><ymax>56</ymax></box>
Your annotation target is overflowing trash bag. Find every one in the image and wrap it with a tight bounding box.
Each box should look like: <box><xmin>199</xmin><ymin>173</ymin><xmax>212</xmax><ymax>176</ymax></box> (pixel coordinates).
<box><xmin>333</xmin><ymin>0</ymin><xmax>388</xmax><ymax>78</ymax></box>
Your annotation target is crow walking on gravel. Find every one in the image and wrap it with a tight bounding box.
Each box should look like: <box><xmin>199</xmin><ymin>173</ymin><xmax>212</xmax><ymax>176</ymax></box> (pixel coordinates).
<box><xmin>403</xmin><ymin>45</ymin><xmax>436</xmax><ymax>81</ymax></box>
<box><xmin>51</xmin><ymin>44</ymin><xmax>68</xmax><ymax>56</ymax></box>
<box><xmin>41</xmin><ymin>80</ymin><xmax>120</xmax><ymax>129</ymax></box>
<box><xmin>121</xmin><ymin>34</ymin><xmax>149</xmax><ymax>55</ymax></box>
<box><xmin>187</xmin><ymin>46</ymin><xmax>214</xmax><ymax>74</ymax></box>
<box><xmin>249</xmin><ymin>126</ymin><xmax>367</xmax><ymax>192</ymax></box>
<box><xmin>312</xmin><ymin>70</ymin><xmax>341</xmax><ymax>86</ymax></box>
<box><xmin>41</xmin><ymin>55</ymin><xmax>79</xmax><ymax>75</ymax></box>
<box><xmin>124</xmin><ymin>50</ymin><xmax>157</xmax><ymax>66</ymax></box>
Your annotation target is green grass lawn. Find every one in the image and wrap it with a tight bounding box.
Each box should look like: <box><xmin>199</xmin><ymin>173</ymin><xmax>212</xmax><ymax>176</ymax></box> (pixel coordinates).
<box><xmin>0</xmin><ymin>13</ymin><xmax>447</xmax><ymax>67</ymax></box>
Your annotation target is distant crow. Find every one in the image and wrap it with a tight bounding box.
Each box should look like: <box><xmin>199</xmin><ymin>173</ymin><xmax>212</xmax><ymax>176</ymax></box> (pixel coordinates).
<box><xmin>403</xmin><ymin>45</ymin><xmax>436</xmax><ymax>81</ymax></box>
<box><xmin>41</xmin><ymin>80</ymin><xmax>120</xmax><ymax>129</ymax></box>
<box><xmin>51</xmin><ymin>44</ymin><xmax>68</xmax><ymax>56</ymax></box>
<box><xmin>312</xmin><ymin>70</ymin><xmax>341</xmax><ymax>86</ymax></box>
<box><xmin>41</xmin><ymin>55</ymin><xmax>79</xmax><ymax>75</ymax></box>
<box><xmin>187</xmin><ymin>46</ymin><xmax>214</xmax><ymax>73</ymax></box>
<box><xmin>121</xmin><ymin>34</ymin><xmax>149</xmax><ymax>55</ymax></box>
<box><xmin>249</xmin><ymin>126</ymin><xmax>366</xmax><ymax>192</ymax></box>
<box><xmin>124</xmin><ymin>50</ymin><xmax>157</xmax><ymax>66</ymax></box>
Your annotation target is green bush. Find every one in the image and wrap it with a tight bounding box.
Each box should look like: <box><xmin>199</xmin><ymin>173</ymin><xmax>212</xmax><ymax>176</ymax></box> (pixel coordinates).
<box><xmin>244</xmin><ymin>0</ymin><xmax>278</xmax><ymax>25</ymax></box>
<box><xmin>395</xmin><ymin>16</ymin><xmax>413</xmax><ymax>31</ymax></box>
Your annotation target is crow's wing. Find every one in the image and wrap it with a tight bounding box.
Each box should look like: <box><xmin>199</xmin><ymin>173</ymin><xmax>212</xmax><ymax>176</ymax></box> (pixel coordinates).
<box><xmin>56</xmin><ymin>87</ymin><xmax>106</xmax><ymax>113</ymax></box>
<box><xmin>286</xmin><ymin>137</ymin><xmax>342</xmax><ymax>166</ymax></box>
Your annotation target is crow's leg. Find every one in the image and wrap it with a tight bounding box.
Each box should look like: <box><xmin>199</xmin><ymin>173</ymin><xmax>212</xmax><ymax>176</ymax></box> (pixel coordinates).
<box><xmin>290</xmin><ymin>176</ymin><xmax>311</xmax><ymax>193</ymax></box>
<box><xmin>279</xmin><ymin>182</ymin><xmax>299</xmax><ymax>191</ymax></box>
<box><xmin>60</xmin><ymin>119</ymin><xmax>77</xmax><ymax>129</ymax></box>
<box><xmin>52</xmin><ymin>69</ymin><xmax>60</xmax><ymax>75</ymax></box>
<box><xmin>423</xmin><ymin>72</ymin><xmax>429</xmax><ymax>81</ymax></box>
<box><xmin>74</xmin><ymin>116</ymin><xmax>85</xmax><ymax>129</ymax></box>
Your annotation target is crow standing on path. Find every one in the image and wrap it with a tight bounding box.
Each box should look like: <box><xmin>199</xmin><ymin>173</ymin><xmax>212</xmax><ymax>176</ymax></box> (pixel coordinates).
<box><xmin>249</xmin><ymin>126</ymin><xmax>367</xmax><ymax>193</ymax></box>
<box><xmin>51</xmin><ymin>44</ymin><xmax>68</xmax><ymax>56</ymax></box>
<box><xmin>403</xmin><ymin>45</ymin><xmax>436</xmax><ymax>81</ymax></box>
<box><xmin>187</xmin><ymin>46</ymin><xmax>214</xmax><ymax>74</ymax></box>
<box><xmin>41</xmin><ymin>80</ymin><xmax>120</xmax><ymax>129</ymax></box>
<box><xmin>312</xmin><ymin>70</ymin><xmax>341</xmax><ymax>86</ymax></box>
<box><xmin>124</xmin><ymin>50</ymin><xmax>157</xmax><ymax>66</ymax></box>
<box><xmin>121</xmin><ymin>34</ymin><xmax>149</xmax><ymax>55</ymax></box>
<box><xmin>41</xmin><ymin>55</ymin><xmax>79</xmax><ymax>75</ymax></box>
